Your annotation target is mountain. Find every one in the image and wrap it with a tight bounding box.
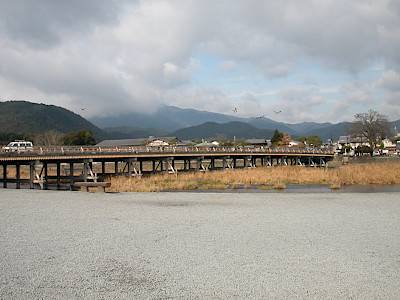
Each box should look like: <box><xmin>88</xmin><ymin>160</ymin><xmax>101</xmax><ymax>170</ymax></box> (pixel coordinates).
<box><xmin>6</xmin><ymin>101</ymin><xmax>397</xmax><ymax>142</ymax></box>
<box><xmin>89</xmin><ymin>105</ymin><xmax>352</xmax><ymax>139</ymax></box>
<box><xmin>171</xmin><ymin>121</ymin><xmax>275</xmax><ymax>140</ymax></box>
<box><xmin>90</xmin><ymin>105</ymin><xmax>242</xmax><ymax>132</ymax></box>
<box><xmin>285</xmin><ymin>122</ymin><xmax>334</xmax><ymax>136</ymax></box>
<box><xmin>103</xmin><ymin>126</ymin><xmax>170</xmax><ymax>139</ymax></box>
<box><xmin>247</xmin><ymin>117</ymin><xmax>294</xmax><ymax>133</ymax></box>
<box><xmin>392</xmin><ymin>119</ymin><xmax>400</xmax><ymax>133</ymax></box>
<box><xmin>0</xmin><ymin>100</ymin><xmax>111</xmax><ymax>140</ymax></box>
<box><xmin>306</xmin><ymin>122</ymin><xmax>351</xmax><ymax>141</ymax></box>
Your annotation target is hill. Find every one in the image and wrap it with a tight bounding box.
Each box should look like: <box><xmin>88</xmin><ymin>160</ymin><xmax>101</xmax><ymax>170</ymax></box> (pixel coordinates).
<box><xmin>0</xmin><ymin>100</ymin><xmax>111</xmax><ymax>140</ymax></box>
<box><xmin>171</xmin><ymin>121</ymin><xmax>274</xmax><ymax>140</ymax></box>
<box><xmin>90</xmin><ymin>105</ymin><xmax>242</xmax><ymax>132</ymax></box>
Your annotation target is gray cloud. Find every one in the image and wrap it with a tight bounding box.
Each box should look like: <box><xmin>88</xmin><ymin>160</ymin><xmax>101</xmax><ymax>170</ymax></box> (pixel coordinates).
<box><xmin>0</xmin><ymin>0</ymin><xmax>399</xmax><ymax>122</ymax></box>
<box><xmin>0</xmin><ymin>0</ymin><xmax>123</xmax><ymax>48</ymax></box>
<box><xmin>376</xmin><ymin>70</ymin><xmax>400</xmax><ymax>91</ymax></box>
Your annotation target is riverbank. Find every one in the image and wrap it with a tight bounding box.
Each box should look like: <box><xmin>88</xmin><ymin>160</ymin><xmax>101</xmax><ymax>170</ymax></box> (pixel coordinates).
<box><xmin>109</xmin><ymin>162</ymin><xmax>400</xmax><ymax>192</ymax></box>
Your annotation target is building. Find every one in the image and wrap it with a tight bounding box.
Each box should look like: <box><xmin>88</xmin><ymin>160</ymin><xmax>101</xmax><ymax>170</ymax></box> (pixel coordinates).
<box><xmin>338</xmin><ymin>135</ymin><xmax>367</xmax><ymax>148</ymax></box>
<box><xmin>245</xmin><ymin>139</ymin><xmax>271</xmax><ymax>148</ymax></box>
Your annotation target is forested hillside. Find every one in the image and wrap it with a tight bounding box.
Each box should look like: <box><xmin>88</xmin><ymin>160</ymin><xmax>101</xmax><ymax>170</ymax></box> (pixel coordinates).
<box><xmin>0</xmin><ymin>101</ymin><xmax>110</xmax><ymax>140</ymax></box>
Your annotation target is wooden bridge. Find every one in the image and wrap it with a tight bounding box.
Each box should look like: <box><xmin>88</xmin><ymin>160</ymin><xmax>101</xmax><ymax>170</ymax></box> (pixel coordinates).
<box><xmin>0</xmin><ymin>146</ymin><xmax>335</xmax><ymax>190</ymax></box>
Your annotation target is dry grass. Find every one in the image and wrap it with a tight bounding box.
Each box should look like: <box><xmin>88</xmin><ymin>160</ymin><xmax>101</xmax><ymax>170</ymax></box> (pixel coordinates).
<box><xmin>3</xmin><ymin>162</ymin><xmax>399</xmax><ymax>192</ymax></box>
<box><xmin>108</xmin><ymin>162</ymin><xmax>400</xmax><ymax>192</ymax></box>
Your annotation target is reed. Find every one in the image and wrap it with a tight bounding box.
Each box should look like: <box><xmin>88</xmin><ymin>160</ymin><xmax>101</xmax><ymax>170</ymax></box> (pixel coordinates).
<box><xmin>108</xmin><ymin>162</ymin><xmax>400</xmax><ymax>192</ymax></box>
<box><xmin>3</xmin><ymin>161</ymin><xmax>399</xmax><ymax>191</ymax></box>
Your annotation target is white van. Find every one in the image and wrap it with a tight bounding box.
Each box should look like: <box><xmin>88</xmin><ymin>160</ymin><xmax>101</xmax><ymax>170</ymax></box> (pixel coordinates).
<box><xmin>2</xmin><ymin>140</ymin><xmax>34</xmax><ymax>152</ymax></box>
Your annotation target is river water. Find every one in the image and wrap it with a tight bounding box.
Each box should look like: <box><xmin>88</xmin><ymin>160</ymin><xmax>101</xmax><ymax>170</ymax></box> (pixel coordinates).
<box><xmin>1</xmin><ymin>190</ymin><xmax>399</xmax><ymax>299</ymax></box>
<box><xmin>2</xmin><ymin>183</ymin><xmax>400</xmax><ymax>193</ymax></box>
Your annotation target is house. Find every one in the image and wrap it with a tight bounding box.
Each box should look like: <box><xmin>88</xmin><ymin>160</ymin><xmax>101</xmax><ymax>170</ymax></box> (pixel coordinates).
<box><xmin>194</xmin><ymin>141</ymin><xmax>218</xmax><ymax>147</ymax></box>
<box><xmin>338</xmin><ymin>135</ymin><xmax>367</xmax><ymax>148</ymax></box>
<box><xmin>383</xmin><ymin>133</ymin><xmax>400</xmax><ymax>153</ymax></box>
<box><xmin>245</xmin><ymin>139</ymin><xmax>271</xmax><ymax>148</ymax></box>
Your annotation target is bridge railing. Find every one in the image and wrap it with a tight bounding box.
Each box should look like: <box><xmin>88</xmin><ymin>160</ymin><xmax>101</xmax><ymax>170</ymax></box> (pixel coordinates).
<box><xmin>0</xmin><ymin>145</ymin><xmax>334</xmax><ymax>156</ymax></box>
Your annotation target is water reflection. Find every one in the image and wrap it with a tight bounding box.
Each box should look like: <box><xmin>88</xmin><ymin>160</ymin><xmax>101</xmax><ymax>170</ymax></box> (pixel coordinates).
<box><xmin>168</xmin><ymin>184</ymin><xmax>400</xmax><ymax>193</ymax></box>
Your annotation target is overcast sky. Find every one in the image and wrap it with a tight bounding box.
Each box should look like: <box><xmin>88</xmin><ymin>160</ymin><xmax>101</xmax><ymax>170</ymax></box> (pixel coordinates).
<box><xmin>1</xmin><ymin>0</ymin><xmax>399</xmax><ymax>123</ymax></box>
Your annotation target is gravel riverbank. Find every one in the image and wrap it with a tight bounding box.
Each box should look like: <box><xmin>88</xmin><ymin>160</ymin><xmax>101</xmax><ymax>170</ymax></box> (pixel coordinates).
<box><xmin>1</xmin><ymin>190</ymin><xmax>399</xmax><ymax>299</ymax></box>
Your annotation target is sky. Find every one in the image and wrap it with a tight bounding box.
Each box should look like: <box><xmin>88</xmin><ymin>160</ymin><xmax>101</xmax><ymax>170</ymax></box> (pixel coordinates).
<box><xmin>0</xmin><ymin>0</ymin><xmax>399</xmax><ymax>124</ymax></box>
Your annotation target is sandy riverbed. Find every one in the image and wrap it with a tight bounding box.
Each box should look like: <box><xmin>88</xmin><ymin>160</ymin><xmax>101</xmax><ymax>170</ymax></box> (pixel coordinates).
<box><xmin>1</xmin><ymin>190</ymin><xmax>399</xmax><ymax>299</ymax></box>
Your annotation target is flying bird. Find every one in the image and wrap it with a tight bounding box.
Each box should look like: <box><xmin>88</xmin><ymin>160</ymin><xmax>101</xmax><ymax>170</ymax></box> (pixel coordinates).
<box><xmin>273</xmin><ymin>110</ymin><xmax>281</xmax><ymax>114</ymax></box>
<box><xmin>232</xmin><ymin>107</ymin><xmax>237</xmax><ymax>113</ymax></box>
<box><xmin>81</xmin><ymin>108</ymin><xmax>85</xmax><ymax>111</ymax></box>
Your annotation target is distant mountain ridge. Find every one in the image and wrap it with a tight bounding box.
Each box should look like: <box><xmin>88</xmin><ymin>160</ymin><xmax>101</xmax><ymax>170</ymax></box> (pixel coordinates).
<box><xmin>1</xmin><ymin>101</ymin><xmax>398</xmax><ymax>142</ymax></box>
<box><xmin>90</xmin><ymin>105</ymin><xmax>242</xmax><ymax>132</ymax></box>
<box><xmin>171</xmin><ymin>121</ymin><xmax>275</xmax><ymax>140</ymax></box>
<box><xmin>90</xmin><ymin>105</ymin><xmax>355</xmax><ymax>140</ymax></box>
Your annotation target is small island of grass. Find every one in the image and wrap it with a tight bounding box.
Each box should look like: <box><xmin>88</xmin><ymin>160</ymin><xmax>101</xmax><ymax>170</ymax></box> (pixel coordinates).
<box><xmin>108</xmin><ymin>162</ymin><xmax>400</xmax><ymax>192</ymax></box>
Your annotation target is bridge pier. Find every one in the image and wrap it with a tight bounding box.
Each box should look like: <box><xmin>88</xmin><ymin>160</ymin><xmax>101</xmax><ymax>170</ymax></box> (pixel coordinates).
<box><xmin>56</xmin><ymin>163</ymin><xmax>61</xmax><ymax>190</ymax></box>
<box><xmin>29</xmin><ymin>162</ymin><xmax>35</xmax><ymax>189</ymax></box>
<box><xmin>15</xmin><ymin>164</ymin><xmax>20</xmax><ymax>189</ymax></box>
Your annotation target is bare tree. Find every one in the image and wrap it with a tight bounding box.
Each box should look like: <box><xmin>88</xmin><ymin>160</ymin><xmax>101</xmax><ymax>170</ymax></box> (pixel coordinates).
<box><xmin>34</xmin><ymin>130</ymin><xmax>64</xmax><ymax>146</ymax></box>
<box><xmin>348</xmin><ymin>110</ymin><xmax>391</xmax><ymax>149</ymax></box>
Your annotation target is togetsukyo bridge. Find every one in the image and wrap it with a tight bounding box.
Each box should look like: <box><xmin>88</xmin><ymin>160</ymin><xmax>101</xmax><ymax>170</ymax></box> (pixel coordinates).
<box><xmin>0</xmin><ymin>146</ymin><xmax>335</xmax><ymax>190</ymax></box>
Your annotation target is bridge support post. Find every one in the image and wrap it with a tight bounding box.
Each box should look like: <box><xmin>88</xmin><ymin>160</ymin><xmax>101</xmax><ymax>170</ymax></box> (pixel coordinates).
<box><xmin>196</xmin><ymin>157</ymin><xmax>201</xmax><ymax>172</ymax></box>
<box><xmin>29</xmin><ymin>162</ymin><xmax>35</xmax><ymax>189</ymax></box>
<box><xmin>16</xmin><ymin>164</ymin><xmax>20</xmax><ymax>189</ymax></box>
<box><xmin>101</xmin><ymin>161</ymin><xmax>105</xmax><ymax>174</ymax></box>
<box><xmin>83</xmin><ymin>160</ymin><xmax>88</xmax><ymax>182</ymax></box>
<box><xmin>127</xmin><ymin>158</ymin><xmax>132</xmax><ymax>177</ymax></box>
<box><xmin>115</xmin><ymin>161</ymin><xmax>118</xmax><ymax>174</ymax></box>
<box><xmin>2</xmin><ymin>164</ymin><xmax>7</xmax><ymax>188</ymax></box>
<box><xmin>56</xmin><ymin>163</ymin><xmax>61</xmax><ymax>190</ymax></box>
<box><xmin>43</xmin><ymin>162</ymin><xmax>48</xmax><ymax>190</ymax></box>
<box><xmin>70</xmin><ymin>163</ymin><xmax>74</xmax><ymax>190</ymax></box>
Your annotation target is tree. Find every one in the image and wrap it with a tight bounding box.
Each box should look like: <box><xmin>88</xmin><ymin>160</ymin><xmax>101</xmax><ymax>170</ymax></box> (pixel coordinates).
<box><xmin>357</xmin><ymin>145</ymin><xmax>373</xmax><ymax>155</ymax></box>
<box><xmin>63</xmin><ymin>130</ymin><xmax>96</xmax><ymax>146</ymax></box>
<box><xmin>307</xmin><ymin>135</ymin><xmax>322</xmax><ymax>147</ymax></box>
<box><xmin>278</xmin><ymin>132</ymin><xmax>291</xmax><ymax>147</ymax></box>
<box><xmin>295</xmin><ymin>135</ymin><xmax>322</xmax><ymax>147</ymax></box>
<box><xmin>271</xmin><ymin>129</ymin><xmax>283</xmax><ymax>146</ymax></box>
<box><xmin>348</xmin><ymin>110</ymin><xmax>391</xmax><ymax>149</ymax></box>
<box><xmin>34</xmin><ymin>130</ymin><xmax>64</xmax><ymax>146</ymax></box>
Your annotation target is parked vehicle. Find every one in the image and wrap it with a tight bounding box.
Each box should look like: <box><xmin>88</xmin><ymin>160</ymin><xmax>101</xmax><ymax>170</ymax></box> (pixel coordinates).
<box><xmin>2</xmin><ymin>140</ymin><xmax>34</xmax><ymax>152</ymax></box>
